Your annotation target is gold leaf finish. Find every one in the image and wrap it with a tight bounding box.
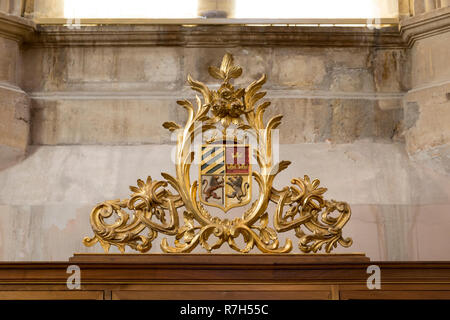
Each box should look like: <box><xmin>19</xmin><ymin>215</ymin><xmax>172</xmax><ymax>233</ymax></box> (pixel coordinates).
<box><xmin>84</xmin><ymin>53</ymin><xmax>353</xmax><ymax>254</ymax></box>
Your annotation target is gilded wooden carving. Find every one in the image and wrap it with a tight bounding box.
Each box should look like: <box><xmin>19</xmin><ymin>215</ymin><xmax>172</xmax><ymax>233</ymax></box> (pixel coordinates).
<box><xmin>83</xmin><ymin>53</ymin><xmax>353</xmax><ymax>254</ymax></box>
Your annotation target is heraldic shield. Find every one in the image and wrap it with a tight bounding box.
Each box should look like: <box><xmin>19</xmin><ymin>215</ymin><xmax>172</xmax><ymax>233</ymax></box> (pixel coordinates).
<box><xmin>199</xmin><ymin>141</ymin><xmax>251</xmax><ymax>212</ymax></box>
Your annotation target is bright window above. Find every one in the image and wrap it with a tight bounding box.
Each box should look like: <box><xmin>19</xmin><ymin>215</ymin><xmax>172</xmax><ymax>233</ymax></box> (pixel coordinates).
<box><xmin>63</xmin><ymin>0</ymin><xmax>398</xmax><ymax>19</ymax></box>
<box><xmin>29</xmin><ymin>0</ymin><xmax>399</xmax><ymax>25</ymax></box>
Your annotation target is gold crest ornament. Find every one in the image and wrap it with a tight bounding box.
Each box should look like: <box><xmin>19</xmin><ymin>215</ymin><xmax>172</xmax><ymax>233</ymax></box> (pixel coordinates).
<box><xmin>83</xmin><ymin>53</ymin><xmax>353</xmax><ymax>254</ymax></box>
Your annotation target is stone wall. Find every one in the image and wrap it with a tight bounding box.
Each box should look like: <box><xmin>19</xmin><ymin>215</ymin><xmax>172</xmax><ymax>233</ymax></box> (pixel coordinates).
<box><xmin>0</xmin><ymin>11</ymin><xmax>33</xmax><ymax>170</ymax></box>
<box><xmin>401</xmin><ymin>6</ymin><xmax>450</xmax><ymax>174</ymax></box>
<box><xmin>0</xmin><ymin>10</ymin><xmax>449</xmax><ymax>261</ymax></box>
<box><xmin>24</xmin><ymin>45</ymin><xmax>406</xmax><ymax>146</ymax></box>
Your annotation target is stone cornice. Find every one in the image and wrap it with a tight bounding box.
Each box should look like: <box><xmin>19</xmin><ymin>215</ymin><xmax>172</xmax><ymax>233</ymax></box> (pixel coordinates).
<box><xmin>29</xmin><ymin>89</ymin><xmax>404</xmax><ymax>101</ymax></box>
<box><xmin>0</xmin><ymin>12</ymin><xmax>35</xmax><ymax>43</ymax></box>
<box><xmin>400</xmin><ymin>6</ymin><xmax>450</xmax><ymax>47</ymax></box>
<box><xmin>28</xmin><ymin>24</ymin><xmax>406</xmax><ymax>48</ymax></box>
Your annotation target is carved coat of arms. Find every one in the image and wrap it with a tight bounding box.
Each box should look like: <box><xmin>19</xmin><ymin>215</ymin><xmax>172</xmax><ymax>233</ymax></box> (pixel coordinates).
<box><xmin>199</xmin><ymin>142</ymin><xmax>251</xmax><ymax>211</ymax></box>
<box><xmin>83</xmin><ymin>53</ymin><xmax>353</xmax><ymax>254</ymax></box>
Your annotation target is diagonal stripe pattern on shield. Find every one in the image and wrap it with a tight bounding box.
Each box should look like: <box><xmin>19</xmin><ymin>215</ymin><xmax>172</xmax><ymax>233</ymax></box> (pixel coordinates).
<box><xmin>200</xmin><ymin>146</ymin><xmax>225</xmax><ymax>175</ymax></box>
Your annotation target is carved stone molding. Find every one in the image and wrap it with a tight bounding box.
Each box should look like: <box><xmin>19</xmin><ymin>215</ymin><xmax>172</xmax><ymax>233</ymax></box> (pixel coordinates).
<box><xmin>0</xmin><ymin>11</ymin><xmax>35</xmax><ymax>43</ymax></box>
<box><xmin>28</xmin><ymin>25</ymin><xmax>406</xmax><ymax>48</ymax></box>
<box><xmin>400</xmin><ymin>6</ymin><xmax>450</xmax><ymax>46</ymax></box>
<box><xmin>0</xmin><ymin>12</ymin><xmax>407</xmax><ymax>48</ymax></box>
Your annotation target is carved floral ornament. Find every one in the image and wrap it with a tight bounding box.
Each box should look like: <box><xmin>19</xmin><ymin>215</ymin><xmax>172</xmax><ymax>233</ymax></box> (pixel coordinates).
<box><xmin>83</xmin><ymin>53</ymin><xmax>353</xmax><ymax>254</ymax></box>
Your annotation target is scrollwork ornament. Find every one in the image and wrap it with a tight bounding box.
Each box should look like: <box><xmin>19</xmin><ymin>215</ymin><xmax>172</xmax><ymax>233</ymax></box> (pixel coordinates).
<box><xmin>84</xmin><ymin>54</ymin><xmax>353</xmax><ymax>254</ymax></box>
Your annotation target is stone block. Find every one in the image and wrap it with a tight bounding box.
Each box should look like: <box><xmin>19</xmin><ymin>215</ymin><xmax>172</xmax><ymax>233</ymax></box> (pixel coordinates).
<box><xmin>404</xmin><ymin>82</ymin><xmax>450</xmax><ymax>158</ymax></box>
<box><xmin>30</xmin><ymin>98</ymin><xmax>185</xmax><ymax>145</ymax></box>
<box><xmin>264</xmin><ymin>98</ymin><xmax>331</xmax><ymax>144</ymax></box>
<box><xmin>323</xmin><ymin>47</ymin><xmax>371</xmax><ymax>69</ymax></box>
<box><xmin>411</xmin><ymin>31</ymin><xmax>450</xmax><ymax>88</ymax></box>
<box><xmin>0</xmin><ymin>87</ymin><xmax>30</xmax><ymax>169</ymax></box>
<box><xmin>414</xmin><ymin>0</ymin><xmax>426</xmax><ymax>15</ymax></box>
<box><xmin>329</xmin><ymin>99</ymin><xmax>372</xmax><ymax>143</ymax></box>
<box><xmin>22</xmin><ymin>46</ymin><xmax>183</xmax><ymax>92</ymax></box>
<box><xmin>0</xmin><ymin>37</ymin><xmax>19</xmax><ymax>84</ymax></box>
<box><xmin>372</xmin><ymin>49</ymin><xmax>411</xmax><ymax>92</ymax></box>
<box><xmin>329</xmin><ymin>99</ymin><xmax>402</xmax><ymax>143</ymax></box>
<box><xmin>329</xmin><ymin>69</ymin><xmax>374</xmax><ymax>92</ymax></box>
<box><xmin>20</xmin><ymin>47</ymin><xmax>45</xmax><ymax>92</ymax></box>
<box><xmin>272</xmin><ymin>49</ymin><xmax>327</xmax><ymax>89</ymax></box>
<box><xmin>263</xmin><ymin>98</ymin><xmax>402</xmax><ymax>144</ymax></box>
<box><xmin>373</xmin><ymin>101</ymin><xmax>404</xmax><ymax>142</ymax></box>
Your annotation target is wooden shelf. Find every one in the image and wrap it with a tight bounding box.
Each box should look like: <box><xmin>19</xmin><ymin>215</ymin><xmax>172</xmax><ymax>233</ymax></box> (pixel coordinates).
<box><xmin>69</xmin><ymin>253</ymin><xmax>370</xmax><ymax>264</ymax></box>
<box><xmin>0</xmin><ymin>253</ymin><xmax>449</xmax><ymax>300</ymax></box>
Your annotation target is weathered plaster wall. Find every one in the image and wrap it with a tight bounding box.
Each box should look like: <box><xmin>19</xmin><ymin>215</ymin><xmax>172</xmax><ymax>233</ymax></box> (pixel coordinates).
<box><xmin>1</xmin><ymin>143</ymin><xmax>449</xmax><ymax>260</ymax></box>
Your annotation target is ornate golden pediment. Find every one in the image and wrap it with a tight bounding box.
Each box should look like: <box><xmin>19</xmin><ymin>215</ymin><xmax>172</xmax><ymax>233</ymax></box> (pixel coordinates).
<box><xmin>83</xmin><ymin>53</ymin><xmax>353</xmax><ymax>254</ymax></box>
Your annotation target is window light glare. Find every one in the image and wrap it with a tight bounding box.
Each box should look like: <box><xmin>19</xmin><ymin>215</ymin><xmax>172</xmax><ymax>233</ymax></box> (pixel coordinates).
<box><xmin>64</xmin><ymin>0</ymin><xmax>198</xmax><ymax>19</ymax></box>
<box><xmin>64</xmin><ymin>0</ymin><xmax>398</xmax><ymax>20</ymax></box>
<box><xmin>235</xmin><ymin>0</ymin><xmax>398</xmax><ymax>19</ymax></box>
